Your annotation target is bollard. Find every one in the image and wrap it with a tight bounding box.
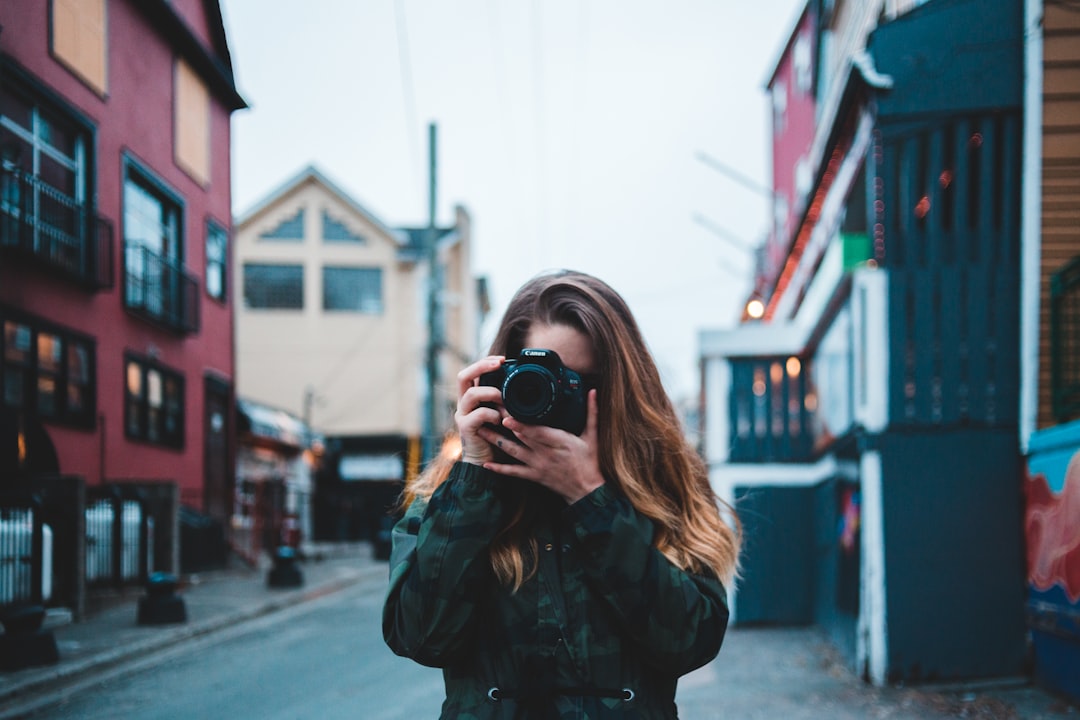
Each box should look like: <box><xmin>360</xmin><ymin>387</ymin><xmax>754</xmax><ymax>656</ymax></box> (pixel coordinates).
<box><xmin>137</xmin><ymin>572</ymin><xmax>187</xmax><ymax>625</ymax></box>
<box><xmin>267</xmin><ymin>545</ymin><xmax>304</xmax><ymax>588</ymax></box>
<box><xmin>0</xmin><ymin>604</ymin><xmax>60</xmax><ymax>671</ymax></box>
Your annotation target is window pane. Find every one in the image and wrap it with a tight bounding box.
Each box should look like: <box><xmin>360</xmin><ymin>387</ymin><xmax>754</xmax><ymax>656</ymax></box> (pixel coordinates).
<box><xmin>69</xmin><ymin>342</ymin><xmax>88</xmax><ymax>383</ymax></box>
<box><xmin>244</xmin><ymin>264</ymin><xmax>303</xmax><ymax>309</ymax></box>
<box><xmin>323</xmin><ymin>267</ymin><xmax>382</xmax><ymax>313</ymax></box>
<box><xmin>4</xmin><ymin>321</ymin><xmax>31</xmax><ymax>363</ymax></box>
<box><xmin>38</xmin><ymin>375</ymin><xmax>57</xmax><ymax>416</ymax></box>
<box><xmin>148</xmin><ymin>369</ymin><xmax>162</xmax><ymax>408</ymax></box>
<box><xmin>68</xmin><ymin>383</ymin><xmax>84</xmax><ymax>414</ymax></box>
<box><xmin>126</xmin><ymin>361</ymin><xmax>143</xmax><ymax>397</ymax></box>
<box><xmin>38</xmin><ymin>332</ymin><xmax>62</xmax><ymax>374</ymax></box>
<box><xmin>206</xmin><ymin>223</ymin><xmax>227</xmax><ymax>300</ymax></box>
<box><xmin>4</xmin><ymin>368</ymin><xmax>24</xmax><ymax>406</ymax></box>
<box><xmin>322</xmin><ymin>210</ymin><xmax>364</xmax><ymax>243</ymax></box>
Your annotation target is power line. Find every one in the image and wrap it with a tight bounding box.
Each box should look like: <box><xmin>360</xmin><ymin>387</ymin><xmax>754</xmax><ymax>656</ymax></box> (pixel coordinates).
<box><xmin>696</xmin><ymin>150</ymin><xmax>775</xmax><ymax>200</ymax></box>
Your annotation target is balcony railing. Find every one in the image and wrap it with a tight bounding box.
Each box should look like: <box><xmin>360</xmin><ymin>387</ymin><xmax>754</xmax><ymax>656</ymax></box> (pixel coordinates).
<box><xmin>124</xmin><ymin>242</ymin><xmax>200</xmax><ymax>334</ymax></box>
<box><xmin>728</xmin><ymin>356</ymin><xmax>817</xmax><ymax>463</ymax></box>
<box><xmin>0</xmin><ymin>164</ymin><xmax>114</xmax><ymax>290</ymax></box>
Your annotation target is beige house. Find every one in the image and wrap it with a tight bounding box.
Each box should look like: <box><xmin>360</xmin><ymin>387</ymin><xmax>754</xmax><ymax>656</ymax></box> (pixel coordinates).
<box><xmin>233</xmin><ymin>166</ymin><xmax>485</xmax><ymax>542</ymax></box>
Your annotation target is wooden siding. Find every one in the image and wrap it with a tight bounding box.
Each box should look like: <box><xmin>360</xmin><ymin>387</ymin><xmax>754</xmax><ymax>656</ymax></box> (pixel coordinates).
<box><xmin>882</xmin><ymin>113</ymin><xmax>1022</xmax><ymax>428</ymax></box>
<box><xmin>1039</xmin><ymin>3</ymin><xmax>1080</xmax><ymax>428</ymax></box>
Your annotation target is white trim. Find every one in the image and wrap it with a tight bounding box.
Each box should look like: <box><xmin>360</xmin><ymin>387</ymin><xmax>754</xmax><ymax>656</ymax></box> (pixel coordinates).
<box><xmin>1019</xmin><ymin>0</ymin><xmax>1043</xmax><ymax>453</ymax></box>
<box><xmin>858</xmin><ymin>450</ymin><xmax>889</xmax><ymax>685</ymax></box>
<box><xmin>853</xmin><ymin>268</ymin><xmax>889</xmax><ymax>432</ymax></box>
<box><xmin>773</xmin><ymin>110</ymin><xmax>876</xmax><ymax>320</ymax></box>
<box><xmin>709</xmin><ymin>455</ymin><xmax>855</xmax><ymax>487</ymax></box>
<box><xmin>702</xmin><ymin>357</ymin><xmax>732</xmax><ymax>465</ymax></box>
<box><xmin>699</xmin><ymin>323</ymin><xmax>808</xmax><ymax>359</ymax></box>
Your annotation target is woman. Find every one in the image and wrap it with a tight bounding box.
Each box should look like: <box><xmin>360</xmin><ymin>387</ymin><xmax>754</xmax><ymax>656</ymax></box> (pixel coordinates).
<box><xmin>383</xmin><ymin>270</ymin><xmax>740</xmax><ymax>719</ymax></box>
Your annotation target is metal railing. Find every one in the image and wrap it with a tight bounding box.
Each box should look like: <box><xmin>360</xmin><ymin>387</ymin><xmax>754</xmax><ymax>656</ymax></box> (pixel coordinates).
<box><xmin>84</xmin><ymin>488</ymin><xmax>154</xmax><ymax>588</ymax></box>
<box><xmin>0</xmin><ymin>497</ymin><xmax>50</xmax><ymax>609</ymax></box>
<box><xmin>123</xmin><ymin>242</ymin><xmax>200</xmax><ymax>334</ymax></box>
<box><xmin>0</xmin><ymin>164</ymin><xmax>114</xmax><ymax>289</ymax></box>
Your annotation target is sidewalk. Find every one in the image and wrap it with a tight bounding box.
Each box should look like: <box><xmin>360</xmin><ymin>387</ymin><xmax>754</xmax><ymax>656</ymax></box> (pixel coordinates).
<box><xmin>0</xmin><ymin>542</ymin><xmax>385</xmax><ymax>715</ymax></box>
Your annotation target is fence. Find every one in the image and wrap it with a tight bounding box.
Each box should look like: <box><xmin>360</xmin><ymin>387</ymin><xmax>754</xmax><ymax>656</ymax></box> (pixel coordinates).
<box><xmin>0</xmin><ymin>477</ymin><xmax>177</xmax><ymax>619</ymax></box>
<box><xmin>84</xmin><ymin>492</ymin><xmax>153</xmax><ymax>587</ymax></box>
<box><xmin>0</xmin><ymin>496</ymin><xmax>51</xmax><ymax>608</ymax></box>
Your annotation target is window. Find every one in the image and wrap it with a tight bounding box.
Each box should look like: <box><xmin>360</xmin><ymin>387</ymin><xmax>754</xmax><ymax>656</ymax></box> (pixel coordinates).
<box><xmin>322</xmin><ymin>210</ymin><xmax>364</xmax><ymax>243</ymax></box>
<box><xmin>206</xmin><ymin>220</ymin><xmax>227</xmax><ymax>302</ymax></box>
<box><xmin>125</xmin><ymin>354</ymin><xmax>184</xmax><ymax>448</ymax></box>
<box><xmin>123</xmin><ymin>159</ymin><xmax>197</xmax><ymax>332</ymax></box>
<box><xmin>174</xmin><ymin>59</ymin><xmax>210</xmax><ymax>185</ymax></box>
<box><xmin>1</xmin><ymin>68</ymin><xmax>95</xmax><ymax>279</ymax></box>
<box><xmin>323</xmin><ymin>266</ymin><xmax>382</xmax><ymax>313</ymax></box>
<box><xmin>260</xmin><ymin>209</ymin><xmax>304</xmax><ymax>241</ymax></box>
<box><xmin>1</xmin><ymin>309</ymin><xmax>95</xmax><ymax>428</ymax></box>
<box><xmin>51</xmin><ymin>0</ymin><xmax>107</xmax><ymax>95</ymax></box>
<box><xmin>1052</xmin><ymin>256</ymin><xmax>1080</xmax><ymax>423</ymax></box>
<box><xmin>244</xmin><ymin>263</ymin><xmax>303</xmax><ymax>309</ymax></box>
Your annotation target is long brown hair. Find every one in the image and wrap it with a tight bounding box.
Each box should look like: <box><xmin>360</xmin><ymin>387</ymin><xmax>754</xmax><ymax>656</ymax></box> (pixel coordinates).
<box><xmin>406</xmin><ymin>270</ymin><xmax>740</xmax><ymax>588</ymax></box>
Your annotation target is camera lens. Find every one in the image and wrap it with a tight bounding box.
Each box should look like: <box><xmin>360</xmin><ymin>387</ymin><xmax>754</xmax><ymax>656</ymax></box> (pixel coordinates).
<box><xmin>503</xmin><ymin>366</ymin><xmax>557</xmax><ymax>421</ymax></box>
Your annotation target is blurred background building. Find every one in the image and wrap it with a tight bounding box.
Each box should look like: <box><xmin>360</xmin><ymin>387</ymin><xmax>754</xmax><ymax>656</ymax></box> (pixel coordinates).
<box><xmin>232</xmin><ymin>165</ymin><xmax>487</xmax><ymax>555</ymax></box>
<box><xmin>700</xmin><ymin>0</ymin><xmax>1079</xmax><ymax>701</ymax></box>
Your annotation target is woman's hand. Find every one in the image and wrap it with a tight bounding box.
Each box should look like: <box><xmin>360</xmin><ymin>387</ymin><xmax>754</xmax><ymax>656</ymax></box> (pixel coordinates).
<box><xmin>478</xmin><ymin>389</ymin><xmax>605</xmax><ymax>504</ymax></box>
<box><xmin>455</xmin><ymin>355</ymin><xmax>506</xmax><ymax>466</ymax></box>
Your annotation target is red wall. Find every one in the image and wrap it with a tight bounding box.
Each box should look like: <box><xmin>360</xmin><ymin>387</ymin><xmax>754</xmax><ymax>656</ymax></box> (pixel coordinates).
<box><xmin>763</xmin><ymin>4</ymin><xmax>818</xmax><ymax>292</ymax></box>
<box><xmin>0</xmin><ymin>0</ymin><xmax>236</xmax><ymax>507</ymax></box>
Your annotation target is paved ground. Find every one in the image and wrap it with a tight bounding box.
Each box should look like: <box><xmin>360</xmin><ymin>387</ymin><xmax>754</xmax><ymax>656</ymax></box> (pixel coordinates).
<box><xmin>0</xmin><ymin>543</ymin><xmax>1077</xmax><ymax>719</ymax></box>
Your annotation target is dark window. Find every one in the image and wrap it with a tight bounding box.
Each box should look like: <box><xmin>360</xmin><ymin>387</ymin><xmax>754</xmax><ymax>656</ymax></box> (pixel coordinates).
<box><xmin>124</xmin><ymin>354</ymin><xmax>184</xmax><ymax>448</ymax></box>
<box><xmin>260</xmin><ymin>208</ymin><xmax>304</xmax><ymax>240</ymax></box>
<box><xmin>322</xmin><ymin>210</ymin><xmax>364</xmax><ymax>243</ymax></box>
<box><xmin>206</xmin><ymin>220</ymin><xmax>227</xmax><ymax>302</ymax></box>
<box><xmin>0</xmin><ymin>309</ymin><xmax>95</xmax><ymax>428</ymax></box>
<box><xmin>323</xmin><ymin>266</ymin><xmax>382</xmax><ymax>313</ymax></box>
<box><xmin>1</xmin><ymin>64</ymin><xmax>98</xmax><ymax>282</ymax></box>
<box><xmin>244</xmin><ymin>263</ymin><xmax>303</xmax><ymax>309</ymax></box>
<box><xmin>123</xmin><ymin>159</ymin><xmax>198</xmax><ymax>332</ymax></box>
<box><xmin>1052</xmin><ymin>256</ymin><xmax>1080</xmax><ymax>423</ymax></box>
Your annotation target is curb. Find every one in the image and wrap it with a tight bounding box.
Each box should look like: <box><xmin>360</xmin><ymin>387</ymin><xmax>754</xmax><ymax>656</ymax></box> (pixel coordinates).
<box><xmin>0</xmin><ymin>562</ymin><xmax>386</xmax><ymax>713</ymax></box>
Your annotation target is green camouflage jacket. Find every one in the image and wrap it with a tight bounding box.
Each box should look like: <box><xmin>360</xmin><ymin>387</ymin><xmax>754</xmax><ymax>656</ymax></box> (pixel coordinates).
<box><xmin>382</xmin><ymin>462</ymin><xmax>729</xmax><ymax>719</ymax></box>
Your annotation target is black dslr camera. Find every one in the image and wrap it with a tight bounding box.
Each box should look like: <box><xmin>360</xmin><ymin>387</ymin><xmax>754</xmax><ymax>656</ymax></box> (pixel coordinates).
<box><xmin>480</xmin><ymin>348</ymin><xmax>588</xmax><ymax>435</ymax></box>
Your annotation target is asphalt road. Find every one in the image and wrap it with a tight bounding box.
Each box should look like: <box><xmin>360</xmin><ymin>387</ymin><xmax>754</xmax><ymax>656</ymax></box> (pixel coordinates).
<box><xmin>20</xmin><ymin>574</ymin><xmax>1074</xmax><ymax>720</ymax></box>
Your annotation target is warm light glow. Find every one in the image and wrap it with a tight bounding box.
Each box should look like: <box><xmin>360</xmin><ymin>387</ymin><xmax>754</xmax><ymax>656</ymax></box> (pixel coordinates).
<box><xmin>914</xmin><ymin>196</ymin><xmax>931</xmax><ymax>219</ymax></box>
<box><xmin>786</xmin><ymin>356</ymin><xmax>801</xmax><ymax>376</ymax></box>
<box><xmin>805</xmin><ymin>393</ymin><xmax>818</xmax><ymax>411</ymax></box>
<box><xmin>746</xmin><ymin>299</ymin><xmax>765</xmax><ymax>319</ymax></box>
<box><xmin>17</xmin><ymin>432</ymin><xmax>26</xmax><ymax>464</ymax></box>
<box><xmin>939</xmin><ymin>170</ymin><xmax>953</xmax><ymax>188</ymax></box>
<box><xmin>440</xmin><ymin>434</ymin><xmax>462</xmax><ymax>460</ymax></box>
<box><xmin>770</xmin><ymin>362</ymin><xmax>784</xmax><ymax>385</ymax></box>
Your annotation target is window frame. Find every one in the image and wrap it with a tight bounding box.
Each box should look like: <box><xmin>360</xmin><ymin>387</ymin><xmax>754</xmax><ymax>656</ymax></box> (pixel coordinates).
<box><xmin>1</xmin><ymin>59</ymin><xmax>99</xmax><ymax>281</ymax></box>
<box><xmin>243</xmin><ymin>262</ymin><xmax>304</xmax><ymax>310</ymax></box>
<box><xmin>1</xmin><ymin>305</ymin><xmax>96</xmax><ymax>429</ymax></box>
<box><xmin>124</xmin><ymin>352</ymin><xmax>185</xmax><ymax>449</ymax></box>
<box><xmin>205</xmin><ymin>218</ymin><xmax>228</xmax><ymax>304</ymax></box>
<box><xmin>322</xmin><ymin>265</ymin><xmax>383</xmax><ymax>314</ymax></box>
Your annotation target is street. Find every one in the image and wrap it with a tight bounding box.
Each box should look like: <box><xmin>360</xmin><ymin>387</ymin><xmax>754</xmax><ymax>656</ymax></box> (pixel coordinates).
<box><xmin>19</xmin><ymin>572</ymin><xmax>1074</xmax><ymax>720</ymax></box>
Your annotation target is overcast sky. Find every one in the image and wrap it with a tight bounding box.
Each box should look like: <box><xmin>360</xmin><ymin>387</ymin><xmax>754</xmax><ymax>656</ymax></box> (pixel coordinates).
<box><xmin>220</xmin><ymin>0</ymin><xmax>805</xmax><ymax>401</ymax></box>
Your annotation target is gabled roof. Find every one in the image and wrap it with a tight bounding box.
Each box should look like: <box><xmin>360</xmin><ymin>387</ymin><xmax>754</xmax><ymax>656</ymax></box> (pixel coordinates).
<box><xmin>234</xmin><ymin>165</ymin><xmax>407</xmax><ymax>244</ymax></box>
<box><xmin>135</xmin><ymin>0</ymin><xmax>247</xmax><ymax>111</ymax></box>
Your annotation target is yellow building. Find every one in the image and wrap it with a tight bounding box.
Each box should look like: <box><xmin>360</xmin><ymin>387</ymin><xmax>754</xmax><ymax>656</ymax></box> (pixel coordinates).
<box><xmin>233</xmin><ymin>165</ymin><xmax>485</xmax><ymax>545</ymax></box>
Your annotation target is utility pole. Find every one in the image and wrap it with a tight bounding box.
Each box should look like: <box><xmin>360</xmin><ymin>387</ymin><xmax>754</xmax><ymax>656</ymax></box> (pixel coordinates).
<box><xmin>423</xmin><ymin>122</ymin><xmax>440</xmax><ymax>466</ymax></box>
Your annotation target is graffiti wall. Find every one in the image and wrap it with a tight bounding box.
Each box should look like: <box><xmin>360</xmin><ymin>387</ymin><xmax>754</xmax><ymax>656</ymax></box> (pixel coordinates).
<box><xmin>1025</xmin><ymin>421</ymin><xmax>1080</xmax><ymax>703</ymax></box>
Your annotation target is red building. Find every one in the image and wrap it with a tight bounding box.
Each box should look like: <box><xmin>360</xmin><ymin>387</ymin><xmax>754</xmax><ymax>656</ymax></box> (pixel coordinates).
<box><xmin>1</xmin><ymin>0</ymin><xmax>245</xmax><ymax>558</ymax></box>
